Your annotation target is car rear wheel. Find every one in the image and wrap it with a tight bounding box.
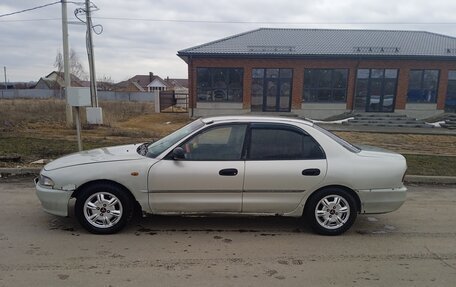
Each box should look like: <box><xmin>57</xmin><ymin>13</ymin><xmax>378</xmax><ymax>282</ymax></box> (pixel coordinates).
<box><xmin>75</xmin><ymin>183</ymin><xmax>133</xmax><ymax>234</ymax></box>
<box><xmin>305</xmin><ymin>188</ymin><xmax>357</xmax><ymax>235</ymax></box>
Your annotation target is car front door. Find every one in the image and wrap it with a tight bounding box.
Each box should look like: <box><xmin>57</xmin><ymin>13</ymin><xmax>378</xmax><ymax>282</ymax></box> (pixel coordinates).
<box><xmin>148</xmin><ymin>124</ymin><xmax>247</xmax><ymax>213</ymax></box>
<box><xmin>242</xmin><ymin>124</ymin><xmax>327</xmax><ymax>214</ymax></box>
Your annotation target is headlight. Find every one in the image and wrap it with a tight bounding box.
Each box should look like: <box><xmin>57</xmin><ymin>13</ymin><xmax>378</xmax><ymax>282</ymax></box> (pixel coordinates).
<box><xmin>39</xmin><ymin>174</ymin><xmax>55</xmax><ymax>187</ymax></box>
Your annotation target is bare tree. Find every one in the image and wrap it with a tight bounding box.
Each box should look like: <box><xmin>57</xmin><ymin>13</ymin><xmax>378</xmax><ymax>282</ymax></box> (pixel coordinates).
<box><xmin>54</xmin><ymin>49</ymin><xmax>88</xmax><ymax>80</ymax></box>
<box><xmin>97</xmin><ymin>74</ymin><xmax>115</xmax><ymax>91</ymax></box>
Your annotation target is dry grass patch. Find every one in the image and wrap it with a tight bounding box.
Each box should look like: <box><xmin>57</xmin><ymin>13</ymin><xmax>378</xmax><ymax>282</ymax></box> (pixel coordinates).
<box><xmin>116</xmin><ymin>113</ymin><xmax>190</xmax><ymax>137</ymax></box>
<box><xmin>0</xmin><ymin>99</ymin><xmax>157</xmax><ymax>128</ymax></box>
<box><xmin>1</xmin><ymin>99</ymin><xmax>455</xmax><ymax>175</ymax></box>
<box><xmin>0</xmin><ymin>99</ymin><xmax>189</xmax><ymax>165</ymax></box>
<box><xmin>0</xmin><ymin>99</ymin><xmax>66</xmax><ymax>127</ymax></box>
<box><xmin>335</xmin><ymin>131</ymin><xmax>456</xmax><ymax>156</ymax></box>
<box><xmin>404</xmin><ymin>154</ymin><xmax>456</xmax><ymax>176</ymax></box>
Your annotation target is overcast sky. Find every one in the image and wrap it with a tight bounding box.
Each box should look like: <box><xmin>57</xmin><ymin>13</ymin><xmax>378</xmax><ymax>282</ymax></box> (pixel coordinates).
<box><xmin>2</xmin><ymin>0</ymin><xmax>456</xmax><ymax>82</ymax></box>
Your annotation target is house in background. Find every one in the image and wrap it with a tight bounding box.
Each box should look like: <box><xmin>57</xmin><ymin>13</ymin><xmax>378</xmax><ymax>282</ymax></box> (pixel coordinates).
<box><xmin>178</xmin><ymin>28</ymin><xmax>456</xmax><ymax>119</ymax></box>
<box><xmin>3</xmin><ymin>82</ymin><xmax>36</xmax><ymax>89</ymax></box>
<box><xmin>34</xmin><ymin>71</ymin><xmax>87</xmax><ymax>90</ymax></box>
<box><xmin>147</xmin><ymin>78</ymin><xmax>167</xmax><ymax>92</ymax></box>
<box><xmin>33</xmin><ymin>71</ymin><xmax>189</xmax><ymax>99</ymax></box>
<box><xmin>164</xmin><ymin>77</ymin><xmax>189</xmax><ymax>93</ymax></box>
<box><xmin>114</xmin><ymin>72</ymin><xmax>169</xmax><ymax>92</ymax></box>
<box><xmin>113</xmin><ymin>79</ymin><xmax>145</xmax><ymax>92</ymax></box>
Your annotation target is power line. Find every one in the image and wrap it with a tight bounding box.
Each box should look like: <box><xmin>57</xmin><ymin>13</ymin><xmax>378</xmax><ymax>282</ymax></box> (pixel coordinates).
<box><xmin>0</xmin><ymin>18</ymin><xmax>61</xmax><ymax>22</ymax></box>
<box><xmin>0</xmin><ymin>1</ymin><xmax>84</xmax><ymax>18</ymax></box>
<box><xmin>2</xmin><ymin>15</ymin><xmax>456</xmax><ymax>25</ymax></box>
<box><xmin>0</xmin><ymin>2</ymin><xmax>455</xmax><ymax>26</ymax></box>
<box><xmin>92</xmin><ymin>17</ymin><xmax>456</xmax><ymax>25</ymax></box>
<box><xmin>0</xmin><ymin>1</ymin><xmax>61</xmax><ymax>18</ymax></box>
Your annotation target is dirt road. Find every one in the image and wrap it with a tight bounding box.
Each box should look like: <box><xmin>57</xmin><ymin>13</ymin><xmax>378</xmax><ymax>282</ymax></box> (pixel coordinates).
<box><xmin>0</xmin><ymin>177</ymin><xmax>455</xmax><ymax>286</ymax></box>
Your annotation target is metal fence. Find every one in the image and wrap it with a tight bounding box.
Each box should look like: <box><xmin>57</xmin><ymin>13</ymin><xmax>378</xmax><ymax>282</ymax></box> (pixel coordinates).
<box><xmin>0</xmin><ymin>89</ymin><xmax>63</xmax><ymax>99</ymax></box>
<box><xmin>0</xmin><ymin>89</ymin><xmax>155</xmax><ymax>102</ymax></box>
<box><xmin>159</xmin><ymin>90</ymin><xmax>189</xmax><ymax>113</ymax></box>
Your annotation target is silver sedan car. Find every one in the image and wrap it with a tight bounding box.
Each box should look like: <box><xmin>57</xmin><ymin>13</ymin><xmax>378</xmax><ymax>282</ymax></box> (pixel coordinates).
<box><xmin>36</xmin><ymin>116</ymin><xmax>407</xmax><ymax>235</ymax></box>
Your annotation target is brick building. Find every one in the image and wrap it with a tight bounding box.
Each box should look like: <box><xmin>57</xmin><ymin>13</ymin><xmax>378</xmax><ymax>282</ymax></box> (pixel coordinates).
<box><xmin>178</xmin><ymin>28</ymin><xmax>456</xmax><ymax>119</ymax></box>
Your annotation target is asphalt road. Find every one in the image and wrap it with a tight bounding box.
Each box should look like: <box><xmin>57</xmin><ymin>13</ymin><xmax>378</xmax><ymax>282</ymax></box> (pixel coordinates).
<box><xmin>0</xmin><ymin>177</ymin><xmax>455</xmax><ymax>287</ymax></box>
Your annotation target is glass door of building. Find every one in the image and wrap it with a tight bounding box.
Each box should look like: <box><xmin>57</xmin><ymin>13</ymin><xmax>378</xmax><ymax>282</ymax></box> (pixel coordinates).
<box><xmin>355</xmin><ymin>69</ymin><xmax>398</xmax><ymax>112</ymax></box>
<box><xmin>251</xmin><ymin>68</ymin><xmax>292</xmax><ymax>112</ymax></box>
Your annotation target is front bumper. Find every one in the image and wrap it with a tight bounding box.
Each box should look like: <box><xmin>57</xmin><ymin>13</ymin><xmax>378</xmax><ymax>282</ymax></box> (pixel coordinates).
<box><xmin>358</xmin><ymin>186</ymin><xmax>407</xmax><ymax>214</ymax></box>
<box><xmin>35</xmin><ymin>178</ymin><xmax>72</xmax><ymax>217</ymax></box>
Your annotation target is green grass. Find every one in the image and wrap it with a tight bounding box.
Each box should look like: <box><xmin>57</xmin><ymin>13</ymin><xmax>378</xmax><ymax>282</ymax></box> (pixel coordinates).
<box><xmin>0</xmin><ymin>136</ymin><xmax>118</xmax><ymax>165</ymax></box>
<box><xmin>404</xmin><ymin>154</ymin><xmax>456</xmax><ymax>176</ymax></box>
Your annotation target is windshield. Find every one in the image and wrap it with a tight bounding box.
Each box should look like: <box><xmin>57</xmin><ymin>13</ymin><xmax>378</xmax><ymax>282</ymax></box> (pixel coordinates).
<box><xmin>145</xmin><ymin>119</ymin><xmax>205</xmax><ymax>158</ymax></box>
<box><xmin>313</xmin><ymin>124</ymin><xmax>361</xmax><ymax>153</ymax></box>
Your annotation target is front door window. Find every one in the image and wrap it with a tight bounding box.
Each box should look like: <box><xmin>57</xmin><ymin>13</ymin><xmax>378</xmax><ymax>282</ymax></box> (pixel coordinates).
<box><xmin>180</xmin><ymin>124</ymin><xmax>247</xmax><ymax>161</ymax></box>
<box><xmin>355</xmin><ymin>69</ymin><xmax>398</xmax><ymax>112</ymax></box>
<box><xmin>147</xmin><ymin>124</ymin><xmax>248</xmax><ymax>213</ymax></box>
<box><xmin>251</xmin><ymin>68</ymin><xmax>292</xmax><ymax>112</ymax></box>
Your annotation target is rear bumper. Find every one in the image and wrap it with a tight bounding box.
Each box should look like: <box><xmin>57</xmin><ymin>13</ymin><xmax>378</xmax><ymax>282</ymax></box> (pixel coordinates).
<box><xmin>35</xmin><ymin>178</ymin><xmax>71</xmax><ymax>217</ymax></box>
<box><xmin>358</xmin><ymin>186</ymin><xmax>407</xmax><ymax>214</ymax></box>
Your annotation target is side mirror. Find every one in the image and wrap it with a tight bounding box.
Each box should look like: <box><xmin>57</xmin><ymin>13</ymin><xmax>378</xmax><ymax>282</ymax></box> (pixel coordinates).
<box><xmin>172</xmin><ymin>147</ymin><xmax>185</xmax><ymax>160</ymax></box>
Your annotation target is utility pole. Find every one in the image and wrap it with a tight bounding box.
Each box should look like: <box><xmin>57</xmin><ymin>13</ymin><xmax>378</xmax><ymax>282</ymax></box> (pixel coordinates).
<box><xmin>61</xmin><ymin>0</ymin><xmax>73</xmax><ymax>125</ymax></box>
<box><xmin>62</xmin><ymin>0</ymin><xmax>82</xmax><ymax>150</ymax></box>
<box><xmin>85</xmin><ymin>0</ymin><xmax>98</xmax><ymax>107</ymax></box>
<box><xmin>3</xmin><ymin>66</ymin><xmax>6</xmax><ymax>90</ymax></box>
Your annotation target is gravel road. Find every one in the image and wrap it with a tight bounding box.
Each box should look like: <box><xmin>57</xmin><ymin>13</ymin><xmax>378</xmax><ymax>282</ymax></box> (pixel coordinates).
<box><xmin>0</xmin><ymin>177</ymin><xmax>455</xmax><ymax>286</ymax></box>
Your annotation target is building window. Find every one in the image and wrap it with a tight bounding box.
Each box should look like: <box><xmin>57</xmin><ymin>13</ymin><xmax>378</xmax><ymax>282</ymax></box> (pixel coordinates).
<box><xmin>303</xmin><ymin>69</ymin><xmax>348</xmax><ymax>103</ymax></box>
<box><xmin>150</xmin><ymin>86</ymin><xmax>166</xmax><ymax>91</ymax></box>
<box><xmin>446</xmin><ymin>70</ymin><xmax>456</xmax><ymax>112</ymax></box>
<box><xmin>407</xmin><ymin>69</ymin><xmax>439</xmax><ymax>103</ymax></box>
<box><xmin>196</xmin><ymin>68</ymin><xmax>243</xmax><ymax>102</ymax></box>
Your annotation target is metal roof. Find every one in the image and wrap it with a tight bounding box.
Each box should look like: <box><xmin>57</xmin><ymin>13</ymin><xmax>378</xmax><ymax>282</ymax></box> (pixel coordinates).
<box><xmin>178</xmin><ymin>28</ymin><xmax>456</xmax><ymax>59</ymax></box>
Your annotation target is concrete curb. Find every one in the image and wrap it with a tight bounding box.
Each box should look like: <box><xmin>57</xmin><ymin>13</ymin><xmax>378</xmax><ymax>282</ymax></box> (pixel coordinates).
<box><xmin>404</xmin><ymin>175</ymin><xmax>456</xmax><ymax>184</ymax></box>
<box><xmin>1</xmin><ymin>167</ymin><xmax>456</xmax><ymax>184</ymax></box>
<box><xmin>0</xmin><ymin>167</ymin><xmax>41</xmax><ymax>176</ymax></box>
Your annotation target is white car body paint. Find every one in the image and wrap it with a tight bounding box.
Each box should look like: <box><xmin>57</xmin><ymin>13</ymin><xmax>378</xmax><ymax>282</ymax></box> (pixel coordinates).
<box><xmin>36</xmin><ymin>116</ymin><xmax>407</xmax><ymax>223</ymax></box>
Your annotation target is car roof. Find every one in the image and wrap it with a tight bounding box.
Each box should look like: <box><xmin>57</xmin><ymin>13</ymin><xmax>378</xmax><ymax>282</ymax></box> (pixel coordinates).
<box><xmin>200</xmin><ymin>115</ymin><xmax>314</xmax><ymax>127</ymax></box>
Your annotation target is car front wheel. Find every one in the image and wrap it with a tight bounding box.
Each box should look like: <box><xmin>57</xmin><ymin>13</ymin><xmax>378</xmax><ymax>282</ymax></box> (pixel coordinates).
<box><xmin>75</xmin><ymin>183</ymin><xmax>132</xmax><ymax>234</ymax></box>
<box><xmin>305</xmin><ymin>188</ymin><xmax>357</xmax><ymax>235</ymax></box>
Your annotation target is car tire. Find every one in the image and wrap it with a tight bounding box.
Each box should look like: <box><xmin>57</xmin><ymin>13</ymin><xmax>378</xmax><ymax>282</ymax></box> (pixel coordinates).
<box><xmin>75</xmin><ymin>183</ymin><xmax>133</xmax><ymax>234</ymax></box>
<box><xmin>305</xmin><ymin>188</ymin><xmax>357</xmax><ymax>235</ymax></box>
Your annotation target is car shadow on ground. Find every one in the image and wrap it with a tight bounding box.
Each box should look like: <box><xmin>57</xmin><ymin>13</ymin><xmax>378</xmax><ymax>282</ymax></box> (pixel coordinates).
<box><xmin>129</xmin><ymin>215</ymin><xmax>307</xmax><ymax>235</ymax></box>
<box><xmin>47</xmin><ymin>211</ymin><xmax>395</xmax><ymax>237</ymax></box>
<box><xmin>48</xmin><ymin>211</ymin><xmax>316</xmax><ymax>235</ymax></box>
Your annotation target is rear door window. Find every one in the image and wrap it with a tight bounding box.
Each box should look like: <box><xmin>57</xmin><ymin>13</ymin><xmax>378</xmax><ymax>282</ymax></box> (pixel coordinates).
<box><xmin>247</xmin><ymin>125</ymin><xmax>325</xmax><ymax>160</ymax></box>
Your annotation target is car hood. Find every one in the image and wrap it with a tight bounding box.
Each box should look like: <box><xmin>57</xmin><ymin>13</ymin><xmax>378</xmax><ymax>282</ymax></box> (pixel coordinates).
<box><xmin>44</xmin><ymin>144</ymin><xmax>145</xmax><ymax>171</ymax></box>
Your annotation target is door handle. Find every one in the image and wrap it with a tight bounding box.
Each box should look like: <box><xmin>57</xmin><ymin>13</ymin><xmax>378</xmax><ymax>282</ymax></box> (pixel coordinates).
<box><xmin>302</xmin><ymin>168</ymin><xmax>320</xmax><ymax>176</ymax></box>
<box><xmin>219</xmin><ymin>168</ymin><xmax>238</xmax><ymax>176</ymax></box>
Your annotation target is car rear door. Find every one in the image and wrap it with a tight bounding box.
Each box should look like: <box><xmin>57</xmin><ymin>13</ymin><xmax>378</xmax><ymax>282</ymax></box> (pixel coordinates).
<box><xmin>242</xmin><ymin>123</ymin><xmax>327</xmax><ymax>213</ymax></box>
<box><xmin>148</xmin><ymin>124</ymin><xmax>247</xmax><ymax>213</ymax></box>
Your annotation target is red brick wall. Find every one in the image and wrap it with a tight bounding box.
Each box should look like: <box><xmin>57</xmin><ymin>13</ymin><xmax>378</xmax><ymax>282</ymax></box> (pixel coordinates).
<box><xmin>188</xmin><ymin>57</ymin><xmax>456</xmax><ymax>111</ymax></box>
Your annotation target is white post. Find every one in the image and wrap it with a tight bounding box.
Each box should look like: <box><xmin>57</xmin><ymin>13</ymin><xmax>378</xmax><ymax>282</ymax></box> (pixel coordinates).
<box><xmin>154</xmin><ymin>90</ymin><xmax>160</xmax><ymax>113</ymax></box>
<box><xmin>75</xmin><ymin>107</ymin><xmax>82</xmax><ymax>151</ymax></box>
<box><xmin>3</xmin><ymin>66</ymin><xmax>7</xmax><ymax>90</ymax></box>
<box><xmin>61</xmin><ymin>0</ymin><xmax>73</xmax><ymax>125</ymax></box>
